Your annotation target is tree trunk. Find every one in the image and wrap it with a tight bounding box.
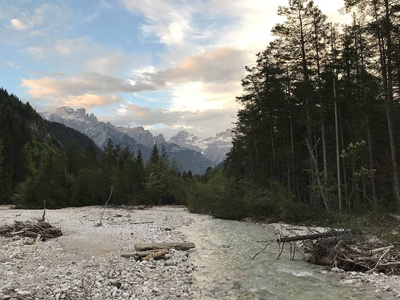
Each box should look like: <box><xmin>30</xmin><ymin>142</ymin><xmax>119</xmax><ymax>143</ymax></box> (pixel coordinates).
<box><xmin>384</xmin><ymin>0</ymin><xmax>400</xmax><ymax>211</ymax></box>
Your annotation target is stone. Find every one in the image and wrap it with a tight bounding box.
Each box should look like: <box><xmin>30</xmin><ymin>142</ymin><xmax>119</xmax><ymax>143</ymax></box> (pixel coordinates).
<box><xmin>37</xmin><ymin>266</ymin><xmax>46</xmax><ymax>272</ymax></box>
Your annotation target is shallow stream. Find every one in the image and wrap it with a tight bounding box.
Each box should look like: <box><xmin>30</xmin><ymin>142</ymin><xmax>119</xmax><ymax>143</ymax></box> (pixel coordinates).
<box><xmin>180</xmin><ymin>213</ymin><xmax>392</xmax><ymax>300</ymax></box>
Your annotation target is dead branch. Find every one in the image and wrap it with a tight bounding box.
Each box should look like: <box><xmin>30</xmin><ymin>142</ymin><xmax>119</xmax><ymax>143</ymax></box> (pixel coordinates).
<box><xmin>134</xmin><ymin>242</ymin><xmax>195</xmax><ymax>251</ymax></box>
<box><xmin>278</xmin><ymin>231</ymin><xmax>343</xmax><ymax>243</ymax></box>
<box><xmin>96</xmin><ymin>186</ymin><xmax>113</xmax><ymax>227</ymax></box>
<box><xmin>40</xmin><ymin>199</ymin><xmax>46</xmax><ymax>222</ymax></box>
<box><xmin>142</xmin><ymin>249</ymin><xmax>169</xmax><ymax>261</ymax></box>
<box><xmin>130</xmin><ymin>221</ymin><xmax>154</xmax><ymax>225</ymax></box>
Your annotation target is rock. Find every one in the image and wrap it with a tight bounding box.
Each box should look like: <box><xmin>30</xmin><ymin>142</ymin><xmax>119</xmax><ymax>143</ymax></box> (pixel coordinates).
<box><xmin>342</xmin><ymin>279</ymin><xmax>355</xmax><ymax>285</ymax></box>
<box><xmin>331</xmin><ymin>267</ymin><xmax>345</xmax><ymax>273</ymax></box>
<box><xmin>165</xmin><ymin>261</ymin><xmax>177</xmax><ymax>267</ymax></box>
<box><xmin>37</xmin><ymin>265</ymin><xmax>46</xmax><ymax>272</ymax></box>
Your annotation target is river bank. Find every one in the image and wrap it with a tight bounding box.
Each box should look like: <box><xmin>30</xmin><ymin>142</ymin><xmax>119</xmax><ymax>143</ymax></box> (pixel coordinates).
<box><xmin>0</xmin><ymin>206</ymin><xmax>399</xmax><ymax>299</ymax></box>
<box><xmin>266</xmin><ymin>222</ymin><xmax>400</xmax><ymax>298</ymax></box>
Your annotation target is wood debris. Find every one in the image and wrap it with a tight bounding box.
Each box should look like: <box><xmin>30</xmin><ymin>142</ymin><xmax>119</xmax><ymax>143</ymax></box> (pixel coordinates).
<box><xmin>0</xmin><ymin>221</ymin><xmax>62</xmax><ymax>241</ymax></box>
<box><xmin>122</xmin><ymin>242</ymin><xmax>195</xmax><ymax>261</ymax></box>
<box><xmin>305</xmin><ymin>236</ymin><xmax>400</xmax><ymax>275</ymax></box>
<box><xmin>134</xmin><ymin>242</ymin><xmax>195</xmax><ymax>251</ymax></box>
<box><xmin>254</xmin><ymin>229</ymin><xmax>400</xmax><ymax>275</ymax></box>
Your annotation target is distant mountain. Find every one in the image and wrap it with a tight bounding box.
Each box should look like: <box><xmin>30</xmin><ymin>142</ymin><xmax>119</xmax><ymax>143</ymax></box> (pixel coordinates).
<box><xmin>42</xmin><ymin>107</ymin><xmax>152</xmax><ymax>160</ymax></box>
<box><xmin>170</xmin><ymin>131</ymin><xmax>204</xmax><ymax>153</ymax></box>
<box><xmin>117</xmin><ymin>126</ymin><xmax>165</xmax><ymax>148</ymax></box>
<box><xmin>42</xmin><ymin>107</ymin><xmax>214</xmax><ymax>174</ymax></box>
<box><xmin>160</xmin><ymin>142</ymin><xmax>214</xmax><ymax>174</ymax></box>
<box><xmin>169</xmin><ymin>129</ymin><xmax>233</xmax><ymax>164</ymax></box>
<box><xmin>46</xmin><ymin>121</ymin><xmax>102</xmax><ymax>155</ymax></box>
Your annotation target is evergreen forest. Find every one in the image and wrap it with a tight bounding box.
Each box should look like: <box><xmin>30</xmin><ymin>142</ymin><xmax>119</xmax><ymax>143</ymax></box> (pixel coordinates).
<box><xmin>1</xmin><ymin>0</ymin><xmax>400</xmax><ymax>223</ymax></box>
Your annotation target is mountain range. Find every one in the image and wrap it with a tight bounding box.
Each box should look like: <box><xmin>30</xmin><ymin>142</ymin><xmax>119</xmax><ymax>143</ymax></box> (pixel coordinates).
<box><xmin>42</xmin><ymin>107</ymin><xmax>233</xmax><ymax>174</ymax></box>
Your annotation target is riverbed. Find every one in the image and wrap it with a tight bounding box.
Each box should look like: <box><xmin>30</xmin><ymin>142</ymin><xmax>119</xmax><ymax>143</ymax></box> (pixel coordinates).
<box><xmin>0</xmin><ymin>206</ymin><xmax>398</xmax><ymax>299</ymax></box>
<box><xmin>181</xmin><ymin>213</ymin><xmax>395</xmax><ymax>300</ymax></box>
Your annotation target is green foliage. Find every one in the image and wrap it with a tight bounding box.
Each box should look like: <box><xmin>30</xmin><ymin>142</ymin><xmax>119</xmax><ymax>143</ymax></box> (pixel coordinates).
<box><xmin>383</xmin><ymin>233</ymin><xmax>400</xmax><ymax>244</ymax></box>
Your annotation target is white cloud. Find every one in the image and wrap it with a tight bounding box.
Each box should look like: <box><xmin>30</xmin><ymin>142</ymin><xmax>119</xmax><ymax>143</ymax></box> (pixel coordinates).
<box><xmin>121</xmin><ymin>0</ymin><xmax>193</xmax><ymax>46</ymax></box>
<box><xmin>170</xmin><ymin>80</ymin><xmax>241</xmax><ymax>112</ymax></box>
<box><xmin>102</xmin><ymin>103</ymin><xmax>237</xmax><ymax>139</ymax></box>
<box><xmin>21</xmin><ymin>72</ymin><xmax>157</xmax><ymax>99</ymax></box>
<box><xmin>10</xmin><ymin>18</ymin><xmax>30</xmax><ymax>30</ymax></box>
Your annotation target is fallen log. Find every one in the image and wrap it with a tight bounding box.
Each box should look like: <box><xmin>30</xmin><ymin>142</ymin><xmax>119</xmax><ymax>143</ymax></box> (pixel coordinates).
<box><xmin>278</xmin><ymin>231</ymin><xmax>346</xmax><ymax>243</ymax></box>
<box><xmin>134</xmin><ymin>242</ymin><xmax>195</xmax><ymax>251</ymax></box>
<box><xmin>142</xmin><ymin>249</ymin><xmax>169</xmax><ymax>261</ymax></box>
<box><xmin>121</xmin><ymin>250</ymin><xmax>159</xmax><ymax>258</ymax></box>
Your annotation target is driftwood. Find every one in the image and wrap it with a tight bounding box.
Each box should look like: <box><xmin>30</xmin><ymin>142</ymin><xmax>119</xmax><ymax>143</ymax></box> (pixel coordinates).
<box><xmin>256</xmin><ymin>229</ymin><xmax>400</xmax><ymax>275</ymax></box>
<box><xmin>142</xmin><ymin>249</ymin><xmax>169</xmax><ymax>261</ymax></box>
<box><xmin>0</xmin><ymin>221</ymin><xmax>62</xmax><ymax>241</ymax></box>
<box><xmin>122</xmin><ymin>250</ymin><xmax>158</xmax><ymax>258</ymax></box>
<box><xmin>122</xmin><ymin>242</ymin><xmax>195</xmax><ymax>260</ymax></box>
<box><xmin>121</xmin><ymin>249</ymin><xmax>170</xmax><ymax>260</ymax></box>
<box><xmin>134</xmin><ymin>242</ymin><xmax>195</xmax><ymax>251</ymax></box>
<box><xmin>278</xmin><ymin>231</ymin><xmax>341</xmax><ymax>243</ymax></box>
<box><xmin>95</xmin><ymin>186</ymin><xmax>113</xmax><ymax>227</ymax></box>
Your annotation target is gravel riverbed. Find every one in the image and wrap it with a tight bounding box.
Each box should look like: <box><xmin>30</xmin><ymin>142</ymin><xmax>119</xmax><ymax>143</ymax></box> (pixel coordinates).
<box><xmin>0</xmin><ymin>206</ymin><xmax>197</xmax><ymax>300</ymax></box>
<box><xmin>1</xmin><ymin>206</ymin><xmax>399</xmax><ymax>299</ymax></box>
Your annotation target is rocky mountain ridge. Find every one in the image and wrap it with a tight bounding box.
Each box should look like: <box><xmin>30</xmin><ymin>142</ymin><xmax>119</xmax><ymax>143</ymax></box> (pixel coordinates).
<box><xmin>41</xmin><ymin>107</ymin><xmax>215</xmax><ymax>174</ymax></box>
<box><xmin>169</xmin><ymin>129</ymin><xmax>233</xmax><ymax>165</ymax></box>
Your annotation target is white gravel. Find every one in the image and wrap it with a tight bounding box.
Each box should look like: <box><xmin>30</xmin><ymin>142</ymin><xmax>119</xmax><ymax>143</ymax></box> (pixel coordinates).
<box><xmin>0</xmin><ymin>206</ymin><xmax>197</xmax><ymax>300</ymax></box>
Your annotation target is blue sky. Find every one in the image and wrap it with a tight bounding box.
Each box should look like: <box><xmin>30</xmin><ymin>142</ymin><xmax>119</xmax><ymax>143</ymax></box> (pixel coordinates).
<box><xmin>0</xmin><ymin>0</ymin><xmax>349</xmax><ymax>139</ymax></box>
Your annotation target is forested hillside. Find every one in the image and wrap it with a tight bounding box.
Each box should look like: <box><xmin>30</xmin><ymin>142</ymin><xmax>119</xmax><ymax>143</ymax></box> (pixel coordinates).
<box><xmin>196</xmin><ymin>0</ymin><xmax>400</xmax><ymax>218</ymax></box>
<box><xmin>0</xmin><ymin>88</ymin><xmax>188</xmax><ymax>208</ymax></box>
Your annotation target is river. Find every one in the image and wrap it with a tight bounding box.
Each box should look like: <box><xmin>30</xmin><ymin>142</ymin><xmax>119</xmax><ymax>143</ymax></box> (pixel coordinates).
<box><xmin>180</xmin><ymin>213</ymin><xmax>392</xmax><ymax>300</ymax></box>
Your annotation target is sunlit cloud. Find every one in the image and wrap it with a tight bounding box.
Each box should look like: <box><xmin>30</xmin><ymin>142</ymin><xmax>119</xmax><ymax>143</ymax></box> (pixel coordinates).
<box><xmin>11</xmin><ymin>18</ymin><xmax>30</xmax><ymax>30</ymax></box>
<box><xmin>48</xmin><ymin>94</ymin><xmax>121</xmax><ymax>110</ymax></box>
<box><xmin>121</xmin><ymin>0</ymin><xmax>193</xmax><ymax>46</ymax></box>
<box><xmin>102</xmin><ymin>103</ymin><xmax>237</xmax><ymax>139</ymax></box>
<box><xmin>21</xmin><ymin>72</ymin><xmax>160</xmax><ymax>99</ymax></box>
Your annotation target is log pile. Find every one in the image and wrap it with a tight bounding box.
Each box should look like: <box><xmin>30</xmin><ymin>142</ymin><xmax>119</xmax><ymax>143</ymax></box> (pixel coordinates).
<box><xmin>0</xmin><ymin>221</ymin><xmax>63</xmax><ymax>241</ymax></box>
<box><xmin>304</xmin><ymin>236</ymin><xmax>400</xmax><ymax>275</ymax></box>
<box><xmin>121</xmin><ymin>242</ymin><xmax>195</xmax><ymax>261</ymax></box>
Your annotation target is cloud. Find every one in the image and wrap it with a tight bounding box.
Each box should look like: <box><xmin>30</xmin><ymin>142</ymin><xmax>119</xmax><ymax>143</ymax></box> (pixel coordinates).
<box><xmin>21</xmin><ymin>72</ymin><xmax>159</xmax><ymax>99</ymax></box>
<box><xmin>121</xmin><ymin>0</ymin><xmax>193</xmax><ymax>45</ymax></box>
<box><xmin>10</xmin><ymin>18</ymin><xmax>30</xmax><ymax>30</ymax></box>
<box><xmin>2</xmin><ymin>2</ymin><xmax>71</xmax><ymax>38</ymax></box>
<box><xmin>103</xmin><ymin>103</ymin><xmax>237</xmax><ymax>139</ymax></box>
<box><xmin>169</xmin><ymin>80</ymin><xmax>242</xmax><ymax>112</ymax></box>
<box><xmin>159</xmin><ymin>47</ymin><xmax>247</xmax><ymax>83</ymax></box>
<box><xmin>50</xmin><ymin>94</ymin><xmax>121</xmax><ymax>110</ymax></box>
<box><xmin>25</xmin><ymin>37</ymin><xmax>101</xmax><ymax>60</ymax></box>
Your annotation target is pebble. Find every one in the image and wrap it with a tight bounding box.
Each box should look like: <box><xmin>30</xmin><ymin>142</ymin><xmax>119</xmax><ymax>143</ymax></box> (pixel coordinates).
<box><xmin>0</xmin><ymin>206</ymin><xmax>195</xmax><ymax>300</ymax></box>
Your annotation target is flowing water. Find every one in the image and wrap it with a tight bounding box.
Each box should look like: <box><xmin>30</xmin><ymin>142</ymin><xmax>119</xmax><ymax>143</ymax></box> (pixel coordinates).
<box><xmin>180</xmin><ymin>213</ymin><xmax>392</xmax><ymax>300</ymax></box>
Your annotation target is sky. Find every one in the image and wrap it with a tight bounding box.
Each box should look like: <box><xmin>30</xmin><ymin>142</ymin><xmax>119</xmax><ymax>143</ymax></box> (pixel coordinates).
<box><xmin>0</xmin><ymin>0</ymin><xmax>350</xmax><ymax>139</ymax></box>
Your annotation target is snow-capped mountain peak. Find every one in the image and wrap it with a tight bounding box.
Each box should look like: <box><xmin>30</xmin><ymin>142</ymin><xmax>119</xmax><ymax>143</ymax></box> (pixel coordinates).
<box><xmin>169</xmin><ymin>129</ymin><xmax>233</xmax><ymax>164</ymax></box>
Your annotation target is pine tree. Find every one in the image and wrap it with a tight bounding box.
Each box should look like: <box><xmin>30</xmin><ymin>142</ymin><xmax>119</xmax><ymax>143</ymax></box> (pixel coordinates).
<box><xmin>148</xmin><ymin>144</ymin><xmax>160</xmax><ymax>165</ymax></box>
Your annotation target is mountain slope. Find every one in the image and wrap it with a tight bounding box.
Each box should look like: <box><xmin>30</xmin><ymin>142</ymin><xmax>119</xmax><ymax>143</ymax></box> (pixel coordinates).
<box><xmin>117</xmin><ymin>126</ymin><xmax>165</xmax><ymax>148</ymax></box>
<box><xmin>42</xmin><ymin>107</ymin><xmax>152</xmax><ymax>160</ymax></box>
<box><xmin>43</xmin><ymin>107</ymin><xmax>214</xmax><ymax>173</ymax></box>
<box><xmin>0</xmin><ymin>89</ymin><xmax>103</xmax><ymax>203</ymax></box>
<box><xmin>169</xmin><ymin>129</ymin><xmax>233</xmax><ymax>164</ymax></box>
